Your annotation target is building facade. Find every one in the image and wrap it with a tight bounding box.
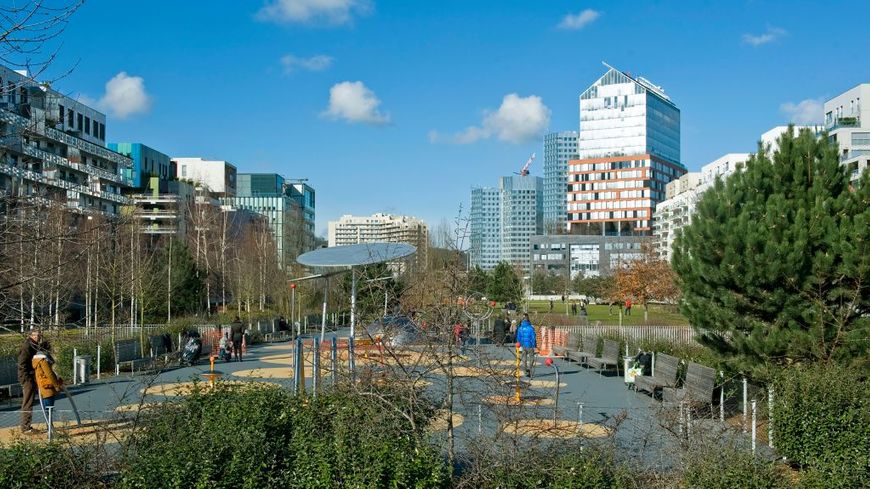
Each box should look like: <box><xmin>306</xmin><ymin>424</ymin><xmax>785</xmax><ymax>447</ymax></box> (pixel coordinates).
<box><xmin>172</xmin><ymin>157</ymin><xmax>237</xmax><ymax>196</ymax></box>
<box><xmin>543</xmin><ymin>131</ymin><xmax>578</xmax><ymax>234</ymax></box>
<box><xmin>221</xmin><ymin>173</ymin><xmax>314</xmax><ymax>269</ymax></box>
<box><xmin>824</xmin><ymin>84</ymin><xmax>870</xmax><ymax>182</ymax></box>
<box><xmin>530</xmin><ymin>234</ymin><xmax>649</xmax><ymax>278</ymax></box>
<box><xmin>0</xmin><ymin>66</ymin><xmax>132</xmax><ymax>216</ymax></box>
<box><xmin>328</xmin><ymin>213</ymin><xmax>429</xmax><ymax>268</ymax></box>
<box><xmin>567</xmin><ymin>65</ymin><xmax>685</xmax><ymax>237</ymax></box>
<box><xmin>469</xmin><ymin>175</ymin><xmax>543</xmax><ymax>273</ymax></box>
<box><xmin>108</xmin><ymin>142</ymin><xmax>171</xmax><ymax>190</ymax></box>
<box><xmin>128</xmin><ymin>176</ymin><xmax>196</xmax><ymax>237</ymax></box>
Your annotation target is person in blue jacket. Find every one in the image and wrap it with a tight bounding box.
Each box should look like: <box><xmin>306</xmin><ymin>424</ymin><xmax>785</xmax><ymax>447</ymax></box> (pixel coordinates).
<box><xmin>516</xmin><ymin>313</ymin><xmax>537</xmax><ymax>378</ymax></box>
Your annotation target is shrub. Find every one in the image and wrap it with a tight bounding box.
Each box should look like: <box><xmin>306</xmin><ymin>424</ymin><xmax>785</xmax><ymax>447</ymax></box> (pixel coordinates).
<box><xmin>681</xmin><ymin>444</ymin><xmax>786</xmax><ymax>489</ymax></box>
<box><xmin>772</xmin><ymin>363</ymin><xmax>869</xmax><ymax>487</ymax></box>
<box><xmin>0</xmin><ymin>441</ymin><xmax>103</xmax><ymax>488</ymax></box>
<box><xmin>118</xmin><ymin>382</ymin><xmax>449</xmax><ymax>488</ymax></box>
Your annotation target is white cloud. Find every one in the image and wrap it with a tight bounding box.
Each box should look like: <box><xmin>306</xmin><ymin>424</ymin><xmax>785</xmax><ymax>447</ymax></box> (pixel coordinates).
<box><xmin>322</xmin><ymin>81</ymin><xmax>390</xmax><ymax>125</ymax></box>
<box><xmin>780</xmin><ymin>98</ymin><xmax>824</xmax><ymax>124</ymax></box>
<box><xmin>558</xmin><ymin>9</ymin><xmax>601</xmax><ymax>30</ymax></box>
<box><xmin>433</xmin><ymin>93</ymin><xmax>551</xmax><ymax>144</ymax></box>
<box><xmin>256</xmin><ymin>0</ymin><xmax>370</xmax><ymax>25</ymax></box>
<box><xmin>86</xmin><ymin>72</ymin><xmax>151</xmax><ymax>119</ymax></box>
<box><xmin>281</xmin><ymin>54</ymin><xmax>333</xmax><ymax>74</ymax></box>
<box><xmin>742</xmin><ymin>27</ymin><xmax>787</xmax><ymax>46</ymax></box>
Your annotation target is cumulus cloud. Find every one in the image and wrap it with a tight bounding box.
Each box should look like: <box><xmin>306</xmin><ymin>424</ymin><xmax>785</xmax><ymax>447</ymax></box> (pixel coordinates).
<box><xmin>780</xmin><ymin>98</ymin><xmax>824</xmax><ymax>124</ymax></box>
<box><xmin>558</xmin><ymin>9</ymin><xmax>601</xmax><ymax>30</ymax></box>
<box><xmin>322</xmin><ymin>81</ymin><xmax>390</xmax><ymax>125</ymax></box>
<box><xmin>432</xmin><ymin>93</ymin><xmax>550</xmax><ymax>144</ymax></box>
<box><xmin>85</xmin><ymin>72</ymin><xmax>151</xmax><ymax>119</ymax></box>
<box><xmin>742</xmin><ymin>27</ymin><xmax>787</xmax><ymax>46</ymax></box>
<box><xmin>281</xmin><ymin>54</ymin><xmax>333</xmax><ymax>74</ymax></box>
<box><xmin>256</xmin><ymin>0</ymin><xmax>370</xmax><ymax>25</ymax></box>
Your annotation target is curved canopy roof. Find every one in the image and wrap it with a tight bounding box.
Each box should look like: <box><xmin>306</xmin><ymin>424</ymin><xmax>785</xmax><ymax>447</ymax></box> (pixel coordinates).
<box><xmin>296</xmin><ymin>243</ymin><xmax>416</xmax><ymax>268</ymax></box>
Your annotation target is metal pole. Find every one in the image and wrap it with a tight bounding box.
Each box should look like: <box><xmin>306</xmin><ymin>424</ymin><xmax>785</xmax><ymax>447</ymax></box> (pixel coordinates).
<box><xmin>96</xmin><ymin>344</ymin><xmax>101</xmax><ymax>380</ymax></box>
<box><xmin>751</xmin><ymin>399</ymin><xmax>757</xmax><ymax>454</ymax></box>
<box><xmin>291</xmin><ymin>286</ymin><xmax>296</xmax><ymax>336</ymax></box>
<box><xmin>313</xmin><ymin>337</ymin><xmax>320</xmax><ymax>397</ymax></box>
<box><xmin>348</xmin><ymin>336</ymin><xmax>355</xmax><ymax>382</ymax></box>
<box><xmin>742</xmin><ymin>377</ymin><xmax>748</xmax><ymax>433</ymax></box>
<box><xmin>477</xmin><ymin>404</ymin><xmax>482</xmax><ymax>434</ymax></box>
<box><xmin>768</xmin><ymin>386</ymin><xmax>774</xmax><ymax>449</ymax></box>
<box><xmin>550</xmin><ymin>361</ymin><xmax>561</xmax><ymax>427</ymax></box>
<box><xmin>320</xmin><ymin>278</ymin><xmax>328</xmax><ymax>345</ymax></box>
<box><xmin>719</xmin><ymin>371</ymin><xmax>725</xmax><ymax>422</ymax></box>
<box><xmin>293</xmin><ymin>338</ymin><xmax>302</xmax><ymax>393</ymax></box>
<box><xmin>47</xmin><ymin>406</ymin><xmax>53</xmax><ymax>442</ymax></box>
<box><xmin>72</xmin><ymin>348</ymin><xmax>77</xmax><ymax>385</ymax></box>
<box><xmin>331</xmin><ymin>336</ymin><xmax>338</xmax><ymax>384</ymax></box>
<box><xmin>384</xmin><ymin>288</ymin><xmax>388</xmax><ymax>317</ymax></box>
<box><xmin>678</xmin><ymin>401</ymin><xmax>684</xmax><ymax>437</ymax></box>
<box><xmin>350</xmin><ymin>269</ymin><xmax>357</xmax><ymax>339</ymax></box>
<box><xmin>298</xmin><ymin>339</ymin><xmax>306</xmax><ymax>394</ymax></box>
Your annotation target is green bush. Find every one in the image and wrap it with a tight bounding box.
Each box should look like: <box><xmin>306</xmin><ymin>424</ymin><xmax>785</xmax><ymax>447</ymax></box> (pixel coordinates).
<box><xmin>772</xmin><ymin>363</ymin><xmax>869</xmax><ymax>488</ymax></box>
<box><xmin>0</xmin><ymin>441</ymin><xmax>103</xmax><ymax>488</ymax></box>
<box><xmin>681</xmin><ymin>444</ymin><xmax>786</xmax><ymax>489</ymax></box>
<box><xmin>118</xmin><ymin>382</ymin><xmax>449</xmax><ymax>488</ymax></box>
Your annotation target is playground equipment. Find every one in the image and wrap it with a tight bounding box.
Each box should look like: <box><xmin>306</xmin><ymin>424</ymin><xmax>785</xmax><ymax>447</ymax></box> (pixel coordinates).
<box><xmin>514</xmin><ymin>342</ymin><xmax>522</xmax><ymax>402</ymax></box>
<box><xmin>200</xmin><ymin>356</ymin><xmax>223</xmax><ymax>386</ymax></box>
<box><xmin>545</xmin><ymin>357</ymin><xmax>561</xmax><ymax>427</ymax></box>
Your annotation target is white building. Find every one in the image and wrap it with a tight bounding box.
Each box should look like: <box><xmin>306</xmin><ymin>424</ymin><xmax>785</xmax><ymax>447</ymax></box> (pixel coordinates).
<box><xmin>328</xmin><ymin>213</ymin><xmax>428</xmax><ymax>268</ymax></box>
<box><xmin>470</xmin><ymin>175</ymin><xmax>543</xmax><ymax>272</ymax></box>
<box><xmin>759</xmin><ymin>125</ymin><xmax>823</xmax><ymax>156</ymax></box>
<box><xmin>542</xmin><ymin>131</ymin><xmax>578</xmax><ymax>234</ymax></box>
<box><xmin>824</xmin><ymin>84</ymin><xmax>870</xmax><ymax>182</ymax></box>
<box><xmin>172</xmin><ymin>157</ymin><xmax>237</xmax><ymax>196</ymax></box>
<box><xmin>0</xmin><ymin>65</ymin><xmax>133</xmax><ymax>216</ymax></box>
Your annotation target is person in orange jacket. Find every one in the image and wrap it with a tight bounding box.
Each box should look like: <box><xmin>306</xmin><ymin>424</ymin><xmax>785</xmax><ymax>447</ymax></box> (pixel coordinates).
<box><xmin>32</xmin><ymin>352</ymin><xmax>64</xmax><ymax>411</ymax></box>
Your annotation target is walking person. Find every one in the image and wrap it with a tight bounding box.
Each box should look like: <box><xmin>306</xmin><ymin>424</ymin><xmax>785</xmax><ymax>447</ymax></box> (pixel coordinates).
<box><xmin>230</xmin><ymin>317</ymin><xmax>245</xmax><ymax>362</ymax></box>
<box><xmin>571</xmin><ymin>302</ymin><xmax>578</xmax><ymax>316</ymax></box>
<box><xmin>32</xmin><ymin>351</ymin><xmax>63</xmax><ymax>431</ymax></box>
<box><xmin>18</xmin><ymin>329</ymin><xmax>48</xmax><ymax>434</ymax></box>
<box><xmin>453</xmin><ymin>322</ymin><xmax>470</xmax><ymax>356</ymax></box>
<box><xmin>548</xmin><ymin>300</ymin><xmax>554</xmax><ymax>313</ymax></box>
<box><xmin>508</xmin><ymin>316</ymin><xmax>517</xmax><ymax>343</ymax></box>
<box><xmin>516</xmin><ymin>313</ymin><xmax>537</xmax><ymax>379</ymax></box>
<box><xmin>493</xmin><ymin>315</ymin><xmax>507</xmax><ymax>347</ymax></box>
<box><xmin>625</xmin><ymin>299</ymin><xmax>632</xmax><ymax>316</ymax></box>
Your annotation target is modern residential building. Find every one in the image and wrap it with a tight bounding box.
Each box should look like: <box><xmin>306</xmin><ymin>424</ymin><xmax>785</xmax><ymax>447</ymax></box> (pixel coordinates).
<box><xmin>172</xmin><ymin>157</ymin><xmax>237</xmax><ymax>196</ymax></box>
<box><xmin>653</xmin><ymin>153</ymin><xmax>751</xmax><ymax>261</ymax></box>
<box><xmin>0</xmin><ymin>65</ymin><xmax>132</xmax><ymax>216</ymax></box>
<box><xmin>543</xmin><ymin>131</ymin><xmax>578</xmax><ymax>234</ymax></box>
<box><xmin>530</xmin><ymin>235</ymin><xmax>649</xmax><ymax>278</ymax></box>
<box><xmin>221</xmin><ymin>173</ymin><xmax>314</xmax><ymax>269</ymax></box>
<box><xmin>128</xmin><ymin>176</ymin><xmax>196</xmax><ymax>237</ymax></box>
<box><xmin>759</xmin><ymin>125</ymin><xmax>824</xmax><ymax>155</ymax></box>
<box><xmin>824</xmin><ymin>84</ymin><xmax>870</xmax><ymax>182</ymax></box>
<box><xmin>562</xmin><ymin>64</ymin><xmax>686</xmax><ymax>274</ymax></box>
<box><xmin>469</xmin><ymin>175</ymin><xmax>543</xmax><ymax>273</ymax></box>
<box><xmin>328</xmin><ymin>213</ymin><xmax>429</xmax><ymax>269</ymax></box>
<box><xmin>108</xmin><ymin>142</ymin><xmax>171</xmax><ymax>190</ymax></box>
<box><xmin>287</xmin><ymin>181</ymin><xmax>316</xmax><ymax>252</ymax></box>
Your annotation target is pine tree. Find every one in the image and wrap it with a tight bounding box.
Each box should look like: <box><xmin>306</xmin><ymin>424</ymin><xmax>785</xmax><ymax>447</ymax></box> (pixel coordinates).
<box><xmin>672</xmin><ymin>127</ymin><xmax>869</xmax><ymax>376</ymax></box>
<box><xmin>486</xmin><ymin>261</ymin><xmax>523</xmax><ymax>304</ymax></box>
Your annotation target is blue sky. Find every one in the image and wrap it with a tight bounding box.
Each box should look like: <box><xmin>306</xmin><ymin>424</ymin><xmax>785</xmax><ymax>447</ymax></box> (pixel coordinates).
<box><xmin>48</xmin><ymin>0</ymin><xmax>870</xmax><ymax>236</ymax></box>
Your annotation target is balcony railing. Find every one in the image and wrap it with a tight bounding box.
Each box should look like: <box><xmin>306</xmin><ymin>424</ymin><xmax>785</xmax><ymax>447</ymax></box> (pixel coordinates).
<box><xmin>44</xmin><ymin>126</ymin><xmax>132</xmax><ymax>167</ymax></box>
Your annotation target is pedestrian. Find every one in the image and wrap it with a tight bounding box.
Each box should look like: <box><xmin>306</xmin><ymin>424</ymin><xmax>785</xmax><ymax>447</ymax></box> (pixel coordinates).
<box><xmin>18</xmin><ymin>329</ymin><xmax>47</xmax><ymax>434</ymax></box>
<box><xmin>516</xmin><ymin>313</ymin><xmax>537</xmax><ymax>378</ymax></box>
<box><xmin>507</xmin><ymin>316</ymin><xmax>517</xmax><ymax>343</ymax></box>
<box><xmin>571</xmin><ymin>302</ymin><xmax>578</xmax><ymax>315</ymax></box>
<box><xmin>219</xmin><ymin>333</ymin><xmax>231</xmax><ymax>362</ymax></box>
<box><xmin>230</xmin><ymin>316</ymin><xmax>245</xmax><ymax>362</ymax></box>
<box><xmin>493</xmin><ymin>315</ymin><xmax>507</xmax><ymax>347</ymax></box>
<box><xmin>453</xmin><ymin>323</ymin><xmax>469</xmax><ymax>355</ymax></box>
<box><xmin>548</xmin><ymin>300</ymin><xmax>554</xmax><ymax>313</ymax></box>
<box><xmin>32</xmin><ymin>351</ymin><xmax>63</xmax><ymax>430</ymax></box>
<box><xmin>625</xmin><ymin>299</ymin><xmax>632</xmax><ymax>316</ymax></box>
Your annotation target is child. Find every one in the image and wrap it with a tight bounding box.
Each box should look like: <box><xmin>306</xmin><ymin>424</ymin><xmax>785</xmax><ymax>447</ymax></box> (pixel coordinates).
<box><xmin>219</xmin><ymin>332</ymin><xmax>232</xmax><ymax>362</ymax></box>
<box><xmin>32</xmin><ymin>352</ymin><xmax>63</xmax><ymax>424</ymax></box>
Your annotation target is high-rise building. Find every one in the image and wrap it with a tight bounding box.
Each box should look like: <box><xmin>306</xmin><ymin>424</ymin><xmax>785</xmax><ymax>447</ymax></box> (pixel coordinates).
<box><xmin>221</xmin><ymin>173</ymin><xmax>314</xmax><ymax>269</ymax></box>
<box><xmin>568</xmin><ymin>64</ymin><xmax>685</xmax><ymax>237</ymax></box>
<box><xmin>128</xmin><ymin>176</ymin><xmax>196</xmax><ymax>237</ymax></box>
<box><xmin>0</xmin><ymin>65</ymin><xmax>132</xmax><ymax>216</ymax></box>
<box><xmin>543</xmin><ymin>131</ymin><xmax>578</xmax><ymax>234</ymax></box>
<box><xmin>172</xmin><ymin>157</ymin><xmax>237</xmax><ymax>197</ymax></box>
<box><xmin>824</xmin><ymin>84</ymin><xmax>870</xmax><ymax>182</ymax></box>
<box><xmin>287</xmin><ymin>182</ymin><xmax>316</xmax><ymax>253</ymax></box>
<box><xmin>469</xmin><ymin>175</ymin><xmax>543</xmax><ymax>273</ymax></box>
<box><xmin>328</xmin><ymin>213</ymin><xmax>428</xmax><ymax>269</ymax></box>
<box><xmin>108</xmin><ymin>142</ymin><xmax>171</xmax><ymax>190</ymax></box>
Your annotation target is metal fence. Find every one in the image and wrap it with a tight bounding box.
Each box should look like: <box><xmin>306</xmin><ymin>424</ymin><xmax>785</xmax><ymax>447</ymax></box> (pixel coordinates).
<box><xmin>554</xmin><ymin>324</ymin><xmax>698</xmax><ymax>346</ymax></box>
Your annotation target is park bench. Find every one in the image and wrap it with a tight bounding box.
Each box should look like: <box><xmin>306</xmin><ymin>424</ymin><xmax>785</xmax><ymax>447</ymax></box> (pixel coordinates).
<box><xmin>552</xmin><ymin>332</ymin><xmax>580</xmax><ymax>358</ymax></box>
<box><xmin>663</xmin><ymin>362</ymin><xmax>717</xmax><ymax>413</ymax></box>
<box><xmin>115</xmin><ymin>339</ymin><xmax>152</xmax><ymax>376</ymax></box>
<box><xmin>0</xmin><ymin>355</ymin><xmax>20</xmax><ymax>397</ymax></box>
<box><xmin>567</xmin><ymin>334</ymin><xmax>598</xmax><ymax>365</ymax></box>
<box><xmin>149</xmin><ymin>334</ymin><xmax>176</xmax><ymax>365</ymax></box>
<box><xmin>634</xmin><ymin>353</ymin><xmax>680</xmax><ymax>397</ymax></box>
<box><xmin>586</xmin><ymin>339</ymin><xmax>622</xmax><ymax>375</ymax></box>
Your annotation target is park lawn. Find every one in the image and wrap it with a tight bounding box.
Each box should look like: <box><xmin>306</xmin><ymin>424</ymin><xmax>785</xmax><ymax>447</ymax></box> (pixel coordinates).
<box><xmin>521</xmin><ymin>301</ymin><xmax>689</xmax><ymax>325</ymax></box>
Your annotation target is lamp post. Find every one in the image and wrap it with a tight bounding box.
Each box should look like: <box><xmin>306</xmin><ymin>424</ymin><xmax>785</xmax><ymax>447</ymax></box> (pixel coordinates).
<box><xmin>290</xmin><ymin>283</ymin><xmax>297</xmax><ymax>336</ymax></box>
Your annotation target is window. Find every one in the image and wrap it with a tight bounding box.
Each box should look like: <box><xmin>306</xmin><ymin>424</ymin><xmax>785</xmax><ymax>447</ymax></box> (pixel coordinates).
<box><xmin>68</xmin><ymin>108</ymin><xmax>74</xmax><ymax>126</ymax></box>
<box><xmin>77</xmin><ymin>113</ymin><xmax>83</xmax><ymax>130</ymax></box>
<box><xmin>99</xmin><ymin>123</ymin><xmax>105</xmax><ymax>140</ymax></box>
<box><xmin>852</xmin><ymin>132</ymin><xmax>870</xmax><ymax>146</ymax></box>
<box><xmin>84</xmin><ymin>116</ymin><xmax>90</xmax><ymax>135</ymax></box>
<box><xmin>58</xmin><ymin>104</ymin><xmax>65</xmax><ymax>123</ymax></box>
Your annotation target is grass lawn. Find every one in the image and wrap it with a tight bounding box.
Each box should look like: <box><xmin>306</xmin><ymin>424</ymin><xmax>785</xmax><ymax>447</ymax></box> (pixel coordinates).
<box><xmin>514</xmin><ymin>300</ymin><xmax>689</xmax><ymax>325</ymax></box>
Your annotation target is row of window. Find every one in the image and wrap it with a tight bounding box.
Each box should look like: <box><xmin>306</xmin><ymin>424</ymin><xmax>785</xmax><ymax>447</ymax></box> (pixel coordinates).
<box><xmin>58</xmin><ymin>104</ymin><xmax>105</xmax><ymax>141</ymax></box>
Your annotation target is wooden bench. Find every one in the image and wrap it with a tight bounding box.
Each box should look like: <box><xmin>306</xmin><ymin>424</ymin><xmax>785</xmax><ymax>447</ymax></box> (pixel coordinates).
<box><xmin>115</xmin><ymin>339</ymin><xmax>152</xmax><ymax>376</ymax></box>
<box><xmin>663</xmin><ymin>362</ymin><xmax>717</xmax><ymax>412</ymax></box>
<box><xmin>567</xmin><ymin>334</ymin><xmax>598</xmax><ymax>365</ymax></box>
<box><xmin>0</xmin><ymin>355</ymin><xmax>20</xmax><ymax>398</ymax></box>
<box><xmin>634</xmin><ymin>353</ymin><xmax>680</xmax><ymax>396</ymax></box>
<box><xmin>551</xmin><ymin>332</ymin><xmax>580</xmax><ymax>357</ymax></box>
<box><xmin>586</xmin><ymin>339</ymin><xmax>622</xmax><ymax>375</ymax></box>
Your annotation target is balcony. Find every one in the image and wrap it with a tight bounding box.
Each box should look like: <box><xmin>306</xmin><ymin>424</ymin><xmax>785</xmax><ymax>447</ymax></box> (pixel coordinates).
<box><xmin>827</xmin><ymin>116</ymin><xmax>860</xmax><ymax>131</ymax></box>
<box><xmin>44</xmin><ymin>126</ymin><xmax>132</xmax><ymax>167</ymax></box>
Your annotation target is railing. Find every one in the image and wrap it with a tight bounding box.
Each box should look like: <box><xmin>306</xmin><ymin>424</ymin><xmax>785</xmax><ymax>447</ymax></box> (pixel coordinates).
<box><xmin>44</xmin><ymin>126</ymin><xmax>132</xmax><ymax>166</ymax></box>
<box><xmin>554</xmin><ymin>323</ymin><xmax>698</xmax><ymax>346</ymax></box>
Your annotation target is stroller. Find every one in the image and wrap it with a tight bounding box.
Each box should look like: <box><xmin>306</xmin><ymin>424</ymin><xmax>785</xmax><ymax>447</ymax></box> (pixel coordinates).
<box><xmin>181</xmin><ymin>330</ymin><xmax>202</xmax><ymax>366</ymax></box>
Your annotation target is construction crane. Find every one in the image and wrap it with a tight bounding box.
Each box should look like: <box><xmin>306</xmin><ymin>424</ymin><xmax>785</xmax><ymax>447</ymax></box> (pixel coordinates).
<box><xmin>516</xmin><ymin>153</ymin><xmax>536</xmax><ymax>176</ymax></box>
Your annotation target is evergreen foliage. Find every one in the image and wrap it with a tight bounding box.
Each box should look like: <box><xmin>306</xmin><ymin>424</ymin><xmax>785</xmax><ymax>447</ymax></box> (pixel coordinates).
<box><xmin>486</xmin><ymin>261</ymin><xmax>523</xmax><ymax>304</ymax></box>
<box><xmin>672</xmin><ymin>127</ymin><xmax>869</xmax><ymax>375</ymax></box>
